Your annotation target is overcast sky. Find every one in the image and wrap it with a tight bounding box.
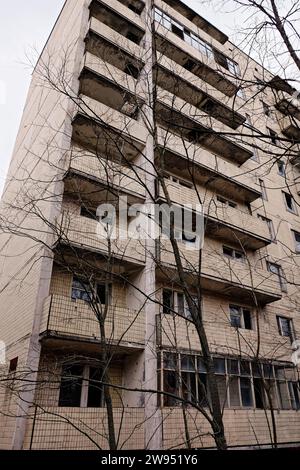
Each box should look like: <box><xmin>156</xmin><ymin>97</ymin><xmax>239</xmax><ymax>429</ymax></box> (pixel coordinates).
<box><xmin>0</xmin><ymin>0</ymin><xmax>239</xmax><ymax>196</ymax></box>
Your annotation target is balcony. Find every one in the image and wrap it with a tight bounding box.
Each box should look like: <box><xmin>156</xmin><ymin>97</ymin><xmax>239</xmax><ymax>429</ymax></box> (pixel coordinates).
<box><xmin>157</xmin><ymin>312</ymin><xmax>292</xmax><ymax>360</ymax></box>
<box><xmin>66</xmin><ymin>147</ymin><xmax>146</xmax><ymax>200</ymax></box>
<box><xmin>154</xmin><ymin>24</ymin><xmax>239</xmax><ymax>97</ymax></box>
<box><xmin>56</xmin><ymin>209</ymin><xmax>146</xmax><ymax>266</ymax></box>
<box><xmin>89</xmin><ymin>0</ymin><xmax>145</xmax><ymax>45</ymax></box>
<box><xmin>156</xmin><ymin>128</ymin><xmax>261</xmax><ymax>203</ymax></box>
<box><xmin>276</xmin><ymin>95</ymin><xmax>300</xmax><ymax>122</ymax></box>
<box><xmin>80</xmin><ymin>52</ymin><xmax>146</xmax><ymax>102</ymax></box>
<box><xmin>40</xmin><ymin>294</ymin><xmax>145</xmax><ymax>349</ymax></box>
<box><xmin>24</xmin><ymin>407</ymin><xmax>145</xmax><ymax>450</ymax></box>
<box><xmin>279</xmin><ymin>115</ymin><xmax>300</xmax><ymax>141</ymax></box>
<box><xmin>155</xmin><ymin>92</ymin><xmax>253</xmax><ymax>164</ymax></box>
<box><xmin>157</xmin><ymin>241</ymin><xmax>282</xmax><ymax>304</ymax></box>
<box><xmin>155</xmin><ymin>58</ymin><xmax>245</xmax><ymax>130</ymax></box>
<box><xmin>72</xmin><ymin>95</ymin><xmax>146</xmax><ymax>159</ymax></box>
<box><xmin>161</xmin><ymin>0</ymin><xmax>228</xmax><ymax>44</ymax></box>
<box><xmin>157</xmin><ymin>180</ymin><xmax>271</xmax><ymax>250</ymax></box>
<box><xmin>86</xmin><ymin>19</ymin><xmax>144</xmax><ymax>79</ymax></box>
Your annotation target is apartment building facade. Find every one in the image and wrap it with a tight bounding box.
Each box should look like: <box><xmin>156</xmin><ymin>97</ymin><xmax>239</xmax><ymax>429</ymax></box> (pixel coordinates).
<box><xmin>0</xmin><ymin>0</ymin><xmax>300</xmax><ymax>450</ymax></box>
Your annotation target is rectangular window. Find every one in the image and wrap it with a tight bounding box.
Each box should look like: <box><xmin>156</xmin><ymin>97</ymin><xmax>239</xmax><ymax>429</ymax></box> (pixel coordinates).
<box><xmin>96</xmin><ymin>283</ymin><xmax>112</xmax><ymax>305</ymax></box>
<box><xmin>292</xmin><ymin>230</ymin><xmax>300</xmax><ymax>253</ymax></box>
<box><xmin>230</xmin><ymin>305</ymin><xmax>252</xmax><ymax>330</ymax></box>
<box><xmin>257</xmin><ymin>214</ymin><xmax>276</xmax><ymax>241</ymax></box>
<box><xmin>71</xmin><ymin>277</ymin><xmax>93</xmax><ymax>302</ymax></box>
<box><xmin>59</xmin><ymin>365</ymin><xmax>84</xmax><ymax>407</ymax></box>
<box><xmin>216</xmin><ymin>195</ymin><xmax>237</xmax><ymax>208</ymax></box>
<box><xmin>259</xmin><ymin>179</ymin><xmax>268</xmax><ymax>201</ymax></box>
<box><xmin>162</xmin><ymin>289</ymin><xmax>173</xmax><ymax>314</ymax></box>
<box><xmin>223</xmin><ymin>246</ymin><xmax>245</xmax><ymax>261</ymax></box>
<box><xmin>240</xmin><ymin>377</ymin><xmax>253</xmax><ymax>407</ymax></box>
<box><xmin>277</xmin><ymin>161</ymin><xmax>286</xmax><ymax>177</ymax></box>
<box><xmin>268</xmin><ymin>128</ymin><xmax>278</xmax><ymax>145</ymax></box>
<box><xmin>283</xmin><ymin>191</ymin><xmax>297</xmax><ymax>214</ymax></box>
<box><xmin>277</xmin><ymin>316</ymin><xmax>294</xmax><ymax>342</ymax></box>
<box><xmin>267</xmin><ymin>262</ymin><xmax>287</xmax><ymax>292</ymax></box>
<box><xmin>9</xmin><ymin>357</ymin><xmax>18</xmax><ymax>373</ymax></box>
<box><xmin>160</xmin><ymin>354</ymin><xmax>298</xmax><ymax>411</ymax></box>
<box><xmin>80</xmin><ymin>206</ymin><xmax>97</xmax><ymax>220</ymax></box>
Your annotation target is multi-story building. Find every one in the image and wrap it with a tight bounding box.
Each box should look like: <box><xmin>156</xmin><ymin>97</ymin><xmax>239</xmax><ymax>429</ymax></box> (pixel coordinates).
<box><xmin>0</xmin><ymin>0</ymin><xmax>300</xmax><ymax>450</ymax></box>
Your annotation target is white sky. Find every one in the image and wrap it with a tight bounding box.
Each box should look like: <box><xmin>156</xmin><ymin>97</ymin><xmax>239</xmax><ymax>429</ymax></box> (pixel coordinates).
<box><xmin>0</xmin><ymin>0</ymin><xmax>239</xmax><ymax>196</ymax></box>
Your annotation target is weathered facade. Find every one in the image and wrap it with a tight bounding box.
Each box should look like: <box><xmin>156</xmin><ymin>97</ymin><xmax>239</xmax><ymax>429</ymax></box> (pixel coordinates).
<box><xmin>0</xmin><ymin>0</ymin><xmax>300</xmax><ymax>450</ymax></box>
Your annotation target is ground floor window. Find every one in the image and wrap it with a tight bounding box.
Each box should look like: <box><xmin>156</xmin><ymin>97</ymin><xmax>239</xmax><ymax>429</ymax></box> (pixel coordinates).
<box><xmin>59</xmin><ymin>364</ymin><xmax>104</xmax><ymax>407</ymax></box>
<box><xmin>158</xmin><ymin>352</ymin><xmax>300</xmax><ymax>410</ymax></box>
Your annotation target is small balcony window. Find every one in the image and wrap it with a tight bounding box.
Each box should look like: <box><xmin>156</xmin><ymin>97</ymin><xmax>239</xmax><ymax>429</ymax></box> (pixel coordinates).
<box><xmin>216</xmin><ymin>195</ymin><xmax>237</xmax><ymax>208</ymax></box>
<box><xmin>267</xmin><ymin>262</ymin><xmax>287</xmax><ymax>292</ymax></box>
<box><xmin>223</xmin><ymin>246</ymin><xmax>245</xmax><ymax>262</ymax></box>
<box><xmin>59</xmin><ymin>364</ymin><xmax>104</xmax><ymax>408</ymax></box>
<box><xmin>277</xmin><ymin>160</ymin><xmax>286</xmax><ymax>177</ymax></box>
<box><xmin>283</xmin><ymin>191</ymin><xmax>297</xmax><ymax>214</ymax></box>
<box><xmin>257</xmin><ymin>214</ymin><xmax>276</xmax><ymax>241</ymax></box>
<box><xmin>277</xmin><ymin>316</ymin><xmax>294</xmax><ymax>343</ymax></box>
<box><xmin>258</xmin><ymin>179</ymin><xmax>268</xmax><ymax>201</ymax></box>
<box><xmin>229</xmin><ymin>305</ymin><xmax>252</xmax><ymax>330</ymax></box>
<box><xmin>267</xmin><ymin>127</ymin><xmax>278</xmax><ymax>145</ymax></box>
<box><xmin>292</xmin><ymin>230</ymin><xmax>300</xmax><ymax>253</ymax></box>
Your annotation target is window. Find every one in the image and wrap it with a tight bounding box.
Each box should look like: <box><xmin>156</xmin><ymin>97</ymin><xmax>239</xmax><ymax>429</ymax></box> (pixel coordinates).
<box><xmin>277</xmin><ymin>316</ymin><xmax>294</xmax><ymax>342</ymax></box>
<box><xmin>162</xmin><ymin>289</ymin><xmax>196</xmax><ymax>318</ymax></box>
<box><xmin>292</xmin><ymin>230</ymin><xmax>300</xmax><ymax>253</ymax></box>
<box><xmin>229</xmin><ymin>305</ymin><xmax>252</xmax><ymax>329</ymax></box>
<box><xmin>71</xmin><ymin>277</ymin><xmax>93</xmax><ymax>302</ymax></box>
<box><xmin>153</xmin><ymin>7</ymin><xmax>239</xmax><ymax>74</ymax></box>
<box><xmin>162</xmin><ymin>289</ymin><xmax>173</xmax><ymax>314</ymax></box>
<box><xmin>124</xmin><ymin>62</ymin><xmax>140</xmax><ymax>79</ymax></box>
<box><xmin>268</xmin><ymin>128</ymin><xmax>278</xmax><ymax>145</ymax></box>
<box><xmin>236</xmin><ymin>87</ymin><xmax>246</xmax><ymax>100</ymax></box>
<box><xmin>159</xmin><ymin>353</ymin><xmax>299</xmax><ymax>410</ymax></box>
<box><xmin>223</xmin><ymin>246</ymin><xmax>245</xmax><ymax>262</ymax></box>
<box><xmin>283</xmin><ymin>191</ymin><xmax>297</xmax><ymax>214</ymax></box>
<box><xmin>71</xmin><ymin>277</ymin><xmax>111</xmax><ymax>304</ymax></box>
<box><xmin>261</xmin><ymin>101</ymin><xmax>271</xmax><ymax>118</ymax></box>
<box><xmin>277</xmin><ymin>161</ymin><xmax>286</xmax><ymax>177</ymax></box>
<box><xmin>9</xmin><ymin>357</ymin><xmax>18</xmax><ymax>373</ymax></box>
<box><xmin>267</xmin><ymin>262</ymin><xmax>287</xmax><ymax>292</ymax></box>
<box><xmin>216</xmin><ymin>195</ymin><xmax>237</xmax><ymax>208</ymax></box>
<box><xmin>80</xmin><ymin>206</ymin><xmax>97</xmax><ymax>220</ymax></box>
<box><xmin>96</xmin><ymin>283</ymin><xmax>112</xmax><ymax>305</ymax></box>
<box><xmin>258</xmin><ymin>179</ymin><xmax>268</xmax><ymax>201</ymax></box>
<box><xmin>59</xmin><ymin>364</ymin><xmax>104</xmax><ymax>408</ymax></box>
<box><xmin>257</xmin><ymin>214</ymin><xmax>276</xmax><ymax>241</ymax></box>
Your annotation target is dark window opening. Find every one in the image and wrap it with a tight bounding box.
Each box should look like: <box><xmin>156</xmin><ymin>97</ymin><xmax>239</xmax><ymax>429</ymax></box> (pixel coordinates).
<box><xmin>253</xmin><ymin>378</ymin><xmax>264</xmax><ymax>409</ymax></box>
<box><xmin>80</xmin><ymin>206</ymin><xmax>97</xmax><ymax>220</ymax></box>
<box><xmin>183</xmin><ymin>59</ymin><xmax>197</xmax><ymax>72</ymax></box>
<box><xmin>163</xmin><ymin>289</ymin><xmax>173</xmax><ymax>314</ymax></box>
<box><xmin>268</xmin><ymin>128</ymin><xmax>278</xmax><ymax>145</ymax></box>
<box><xmin>125</xmin><ymin>31</ymin><xmax>140</xmax><ymax>44</ymax></box>
<box><xmin>87</xmin><ymin>367</ymin><xmax>104</xmax><ymax>407</ymax></box>
<box><xmin>9</xmin><ymin>357</ymin><xmax>18</xmax><ymax>373</ymax></box>
<box><xmin>171</xmin><ymin>24</ymin><xmax>184</xmax><ymax>40</ymax></box>
<box><xmin>59</xmin><ymin>365</ymin><xmax>83</xmax><ymax>407</ymax></box>
<box><xmin>240</xmin><ymin>377</ymin><xmax>253</xmax><ymax>407</ymax></box>
<box><xmin>124</xmin><ymin>62</ymin><xmax>140</xmax><ymax>79</ymax></box>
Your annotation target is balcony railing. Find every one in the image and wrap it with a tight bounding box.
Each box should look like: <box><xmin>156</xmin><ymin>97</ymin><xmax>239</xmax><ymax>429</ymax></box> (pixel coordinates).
<box><xmin>158</xmin><ymin>180</ymin><xmax>270</xmax><ymax>249</ymax></box>
<box><xmin>40</xmin><ymin>294</ymin><xmax>145</xmax><ymax>346</ymax></box>
<box><xmin>156</xmin><ymin>128</ymin><xmax>261</xmax><ymax>202</ymax></box>
<box><xmin>68</xmin><ymin>147</ymin><xmax>146</xmax><ymax>198</ymax></box>
<box><xmin>24</xmin><ymin>406</ymin><xmax>145</xmax><ymax>450</ymax></box>
<box><xmin>279</xmin><ymin>115</ymin><xmax>300</xmax><ymax>141</ymax></box>
<box><xmin>56</xmin><ymin>210</ymin><xmax>146</xmax><ymax>265</ymax></box>
<box><xmin>157</xmin><ymin>240</ymin><xmax>281</xmax><ymax>304</ymax></box>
